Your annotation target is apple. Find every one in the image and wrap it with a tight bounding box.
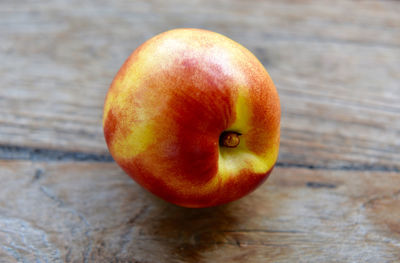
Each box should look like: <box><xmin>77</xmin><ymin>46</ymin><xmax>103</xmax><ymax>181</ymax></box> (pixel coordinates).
<box><xmin>103</xmin><ymin>28</ymin><xmax>280</xmax><ymax>208</ymax></box>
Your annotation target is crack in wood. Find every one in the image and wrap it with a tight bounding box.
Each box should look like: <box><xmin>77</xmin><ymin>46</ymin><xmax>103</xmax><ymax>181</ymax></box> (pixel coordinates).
<box><xmin>119</xmin><ymin>205</ymin><xmax>150</xmax><ymax>255</ymax></box>
<box><xmin>306</xmin><ymin>182</ymin><xmax>337</xmax><ymax>189</ymax></box>
<box><xmin>0</xmin><ymin>216</ymin><xmax>62</xmax><ymax>262</ymax></box>
<box><xmin>127</xmin><ymin>205</ymin><xmax>150</xmax><ymax>225</ymax></box>
<box><xmin>39</xmin><ymin>185</ymin><xmax>93</xmax><ymax>262</ymax></box>
<box><xmin>33</xmin><ymin>168</ymin><xmax>44</xmax><ymax>182</ymax></box>
<box><xmin>0</xmin><ymin>144</ymin><xmax>399</xmax><ymax>173</ymax></box>
<box><xmin>0</xmin><ymin>144</ymin><xmax>113</xmax><ymax>162</ymax></box>
<box><xmin>220</xmin><ymin>229</ymin><xmax>304</xmax><ymax>234</ymax></box>
<box><xmin>275</xmin><ymin>162</ymin><xmax>400</xmax><ymax>173</ymax></box>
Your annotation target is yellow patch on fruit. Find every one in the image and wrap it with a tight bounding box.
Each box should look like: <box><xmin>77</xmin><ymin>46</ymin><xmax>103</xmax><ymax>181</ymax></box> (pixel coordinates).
<box><xmin>218</xmin><ymin>88</ymin><xmax>276</xmax><ymax>179</ymax></box>
<box><xmin>111</xmin><ymin>121</ymin><xmax>155</xmax><ymax>160</ymax></box>
<box><xmin>103</xmin><ymin>61</ymin><xmax>157</xmax><ymax>160</ymax></box>
<box><xmin>229</xmin><ymin>92</ymin><xmax>250</xmax><ymax>133</ymax></box>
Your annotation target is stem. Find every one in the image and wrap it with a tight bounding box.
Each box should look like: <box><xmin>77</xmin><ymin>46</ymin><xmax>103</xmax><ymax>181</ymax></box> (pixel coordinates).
<box><xmin>219</xmin><ymin>131</ymin><xmax>241</xmax><ymax>148</ymax></box>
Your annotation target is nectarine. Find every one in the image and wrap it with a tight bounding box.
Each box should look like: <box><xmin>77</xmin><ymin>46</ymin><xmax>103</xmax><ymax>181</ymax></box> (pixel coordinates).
<box><xmin>103</xmin><ymin>28</ymin><xmax>280</xmax><ymax>208</ymax></box>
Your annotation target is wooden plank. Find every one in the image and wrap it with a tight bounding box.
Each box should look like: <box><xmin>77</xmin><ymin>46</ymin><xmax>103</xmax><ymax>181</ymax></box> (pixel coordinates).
<box><xmin>1</xmin><ymin>1</ymin><xmax>400</xmax><ymax>261</ymax></box>
<box><xmin>1</xmin><ymin>0</ymin><xmax>399</xmax><ymax>170</ymax></box>
<box><xmin>0</xmin><ymin>161</ymin><xmax>399</xmax><ymax>262</ymax></box>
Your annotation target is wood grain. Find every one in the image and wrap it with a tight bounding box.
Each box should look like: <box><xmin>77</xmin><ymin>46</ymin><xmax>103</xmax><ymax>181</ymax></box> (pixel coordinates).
<box><xmin>0</xmin><ymin>161</ymin><xmax>399</xmax><ymax>263</ymax></box>
<box><xmin>1</xmin><ymin>0</ymin><xmax>399</xmax><ymax>169</ymax></box>
<box><xmin>1</xmin><ymin>0</ymin><xmax>400</xmax><ymax>262</ymax></box>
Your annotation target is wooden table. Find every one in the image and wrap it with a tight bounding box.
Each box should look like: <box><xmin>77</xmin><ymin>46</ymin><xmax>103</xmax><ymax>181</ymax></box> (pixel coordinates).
<box><xmin>1</xmin><ymin>1</ymin><xmax>399</xmax><ymax>262</ymax></box>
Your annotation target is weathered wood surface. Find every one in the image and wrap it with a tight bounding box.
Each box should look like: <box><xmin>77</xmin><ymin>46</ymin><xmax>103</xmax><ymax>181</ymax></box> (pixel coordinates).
<box><xmin>1</xmin><ymin>0</ymin><xmax>400</xmax><ymax>169</ymax></box>
<box><xmin>1</xmin><ymin>161</ymin><xmax>400</xmax><ymax>262</ymax></box>
<box><xmin>1</xmin><ymin>0</ymin><xmax>400</xmax><ymax>262</ymax></box>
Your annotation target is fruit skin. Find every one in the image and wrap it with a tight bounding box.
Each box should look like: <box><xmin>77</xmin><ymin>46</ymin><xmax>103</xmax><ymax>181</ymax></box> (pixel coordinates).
<box><xmin>103</xmin><ymin>28</ymin><xmax>280</xmax><ymax>208</ymax></box>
